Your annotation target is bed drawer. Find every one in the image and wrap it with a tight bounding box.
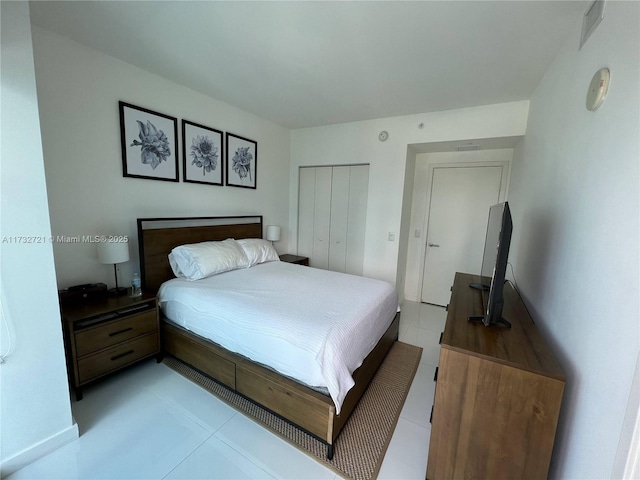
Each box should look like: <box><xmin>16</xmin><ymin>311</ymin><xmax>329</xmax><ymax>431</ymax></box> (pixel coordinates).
<box><xmin>77</xmin><ymin>332</ymin><xmax>159</xmax><ymax>383</ymax></box>
<box><xmin>236</xmin><ymin>361</ymin><xmax>333</xmax><ymax>442</ymax></box>
<box><xmin>75</xmin><ymin>310</ymin><xmax>157</xmax><ymax>357</ymax></box>
<box><xmin>162</xmin><ymin>323</ymin><xmax>236</xmax><ymax>389</ymax></box>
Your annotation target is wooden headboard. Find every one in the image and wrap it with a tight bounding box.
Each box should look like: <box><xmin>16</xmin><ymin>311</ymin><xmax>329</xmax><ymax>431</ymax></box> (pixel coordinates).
<box><xmin>137</xmin><ymin>216</ymin><xmax>263</xmax><ymax>293</ymax></box>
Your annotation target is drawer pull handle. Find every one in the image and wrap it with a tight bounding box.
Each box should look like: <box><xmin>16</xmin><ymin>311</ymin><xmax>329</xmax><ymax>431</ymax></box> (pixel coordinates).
<box><xmin>111</xmin><ymin>350</ymin><xmax>134</xmax><ymax>361</ymax></box>
<box><xmin>439</xmin><ymin>332</ymin><xmax>443</xmax><ymax>345</ymax></box>
<box><xmin>109</xmin><ymin>327</ymin><xmax>133</xmax><ymax>337</ymax></box>
<box><xmin>434</xmin><ymin>366</ymin><xmax>439</xmax><ymax>382</ymax></box>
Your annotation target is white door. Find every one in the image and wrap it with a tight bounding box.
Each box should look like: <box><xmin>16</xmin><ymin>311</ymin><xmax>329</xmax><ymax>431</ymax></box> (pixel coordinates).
<box><xmin>421</xmin><ymin>166</ymin><xmax>504</xmax><ymax>306</ymax></box>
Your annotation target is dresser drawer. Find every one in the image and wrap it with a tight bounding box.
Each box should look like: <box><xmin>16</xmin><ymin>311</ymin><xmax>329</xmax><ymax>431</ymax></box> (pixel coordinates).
<box><xmin>77</xmin><ymin>332</ymin><xmax>159</xmax><ymax>383</ymax></box>
<box><xmin>75</xmin><ymin>310</ymin><xmax>157</xmax><ymax>357</ymax></box>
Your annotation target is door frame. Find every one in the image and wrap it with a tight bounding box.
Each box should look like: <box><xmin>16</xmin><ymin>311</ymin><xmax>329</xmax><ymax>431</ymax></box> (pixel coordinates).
<box><xmin>418</xmin><ymin>160</ymin><xmax>511</xmax><ymax>304</ymax></box>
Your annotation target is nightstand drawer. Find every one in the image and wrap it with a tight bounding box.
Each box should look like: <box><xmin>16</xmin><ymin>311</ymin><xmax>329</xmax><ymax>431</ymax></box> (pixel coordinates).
<box><xmin>75</xmin><ymin>310</ymin><xmax>157</xmax><ymax>357</ymax></box>
<box><xmin>77</xmin><ymin>332</ymin><xmax>159</xmax><ymax>383</ymax></box>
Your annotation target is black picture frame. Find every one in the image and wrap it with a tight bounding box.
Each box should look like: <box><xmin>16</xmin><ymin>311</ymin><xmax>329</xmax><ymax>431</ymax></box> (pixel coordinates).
<box><xmin>226</xmin><ymin>133</ymin><xmax>257</xmax><ymax>189</ymax></box>
<box><xmin>119</xmin><ymin>101</ymin><xmax>178</xmax><ymax>182</ymax></box>
<box><xmin>182</xmin><ymin>120</ymin><xmax>224</xmax><ymax>186</ymax></box>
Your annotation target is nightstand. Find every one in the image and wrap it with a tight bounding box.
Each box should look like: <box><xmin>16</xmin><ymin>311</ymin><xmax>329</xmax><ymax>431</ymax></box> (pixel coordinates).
<box><xmin>60</xmin><ymin>293</ymin><xmax>160</xmax><ymax>400</ymax></box>
<box><xmin>279</xmin><ymin>254</ymin><xmax>309</xmax><ymax>266</ymax></box>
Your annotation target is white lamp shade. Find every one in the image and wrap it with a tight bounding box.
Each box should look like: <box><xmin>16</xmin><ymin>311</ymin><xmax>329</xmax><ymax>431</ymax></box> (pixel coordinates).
<box><xmin>97</xmin><ymin>240</ymin><xmax>130</xmax><ymax>264</ymax></box>
<box><xmin>265</xmin><ymin>225</ymin><xmax>281</xmax><ymax>242</ymax></box>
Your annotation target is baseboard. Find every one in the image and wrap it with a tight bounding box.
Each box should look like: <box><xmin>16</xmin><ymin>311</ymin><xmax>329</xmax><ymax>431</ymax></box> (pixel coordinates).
<box><xmin>0</xmin><ymin>421</ymin><xmax>79</xmax><ymax>476</ymax></box>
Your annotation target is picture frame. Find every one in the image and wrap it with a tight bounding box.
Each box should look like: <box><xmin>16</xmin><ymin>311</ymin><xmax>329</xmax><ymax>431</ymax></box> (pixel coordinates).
<box><xmin>226</xmin><ymin>133</ymin><xmax>257</xmax><ymax>189</ymax></box>
<box><xmin>182</xmin><ymin>120</ymin><xmax>224</xmax><ymax>186</ymax></box>
<box><xmin>119</xmin><ymin>101</ymin><xmax>178</xmax><ymax>182</ymax></box>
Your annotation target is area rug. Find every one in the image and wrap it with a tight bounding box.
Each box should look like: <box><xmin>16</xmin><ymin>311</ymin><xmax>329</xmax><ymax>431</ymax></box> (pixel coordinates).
<box><xmin>163</xmin><ymin>341</ymin><xmax>422</xmax><ymax>480</ymax></box>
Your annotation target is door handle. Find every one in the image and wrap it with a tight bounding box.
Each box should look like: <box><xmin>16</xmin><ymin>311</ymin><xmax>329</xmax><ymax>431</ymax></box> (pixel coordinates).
<box><xmin>428</xmin><ymin>243</ymin><xmax>440</xmax><ymax>247</ymax></box>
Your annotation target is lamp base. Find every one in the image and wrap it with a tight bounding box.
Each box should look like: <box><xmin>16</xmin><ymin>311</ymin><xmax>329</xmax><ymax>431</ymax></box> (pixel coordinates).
<box><xmin>108</xmin><ymin>287</ymin><xmax>128</xmax><ymax>296</ymax></box>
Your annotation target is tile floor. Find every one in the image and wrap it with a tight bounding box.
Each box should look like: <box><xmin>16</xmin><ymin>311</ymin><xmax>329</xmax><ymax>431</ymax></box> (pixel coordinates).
<box><xmin>8</xmin><ymin>301</ymin><xmax>446</xmax><ymax>480</ymax></box>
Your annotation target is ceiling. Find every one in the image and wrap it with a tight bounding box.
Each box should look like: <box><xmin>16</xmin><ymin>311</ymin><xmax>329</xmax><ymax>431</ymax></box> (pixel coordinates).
<box><xmin>29</xmin><ymin>1</ymin><xmax>588</xmax><ymax>130</ymax></box>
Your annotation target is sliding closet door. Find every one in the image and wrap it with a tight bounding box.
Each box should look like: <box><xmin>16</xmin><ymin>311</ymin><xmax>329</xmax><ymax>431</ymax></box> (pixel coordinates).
<box><xmin>297</xmin><ymin>167</ymin><xmax>316</xmax><ymax>261</ymax></box>
<box><xmin>345</xmin><ymin>165</ymin><xmax>369</xmax><ymax>275</ymax></box>
<box><xmin>328</xmin><ymin>166</ymin><xmax>350</xmax><ymax>272</ymax></box>
<box><xmin>311</xmin><ymin>167</ymin><xmax>332</xmax><ymax>269</ymax></box>
<box><xmin>297</xmin><ymin>165</ymin><xmax>369</xmax><ymax>274</ymax></box>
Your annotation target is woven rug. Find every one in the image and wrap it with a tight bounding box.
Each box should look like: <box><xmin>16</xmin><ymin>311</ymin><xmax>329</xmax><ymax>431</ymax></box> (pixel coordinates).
<box><xmin>163</xmin><ymin>341</ymin><xmax>422</xmax><ymax>480</ymax></box>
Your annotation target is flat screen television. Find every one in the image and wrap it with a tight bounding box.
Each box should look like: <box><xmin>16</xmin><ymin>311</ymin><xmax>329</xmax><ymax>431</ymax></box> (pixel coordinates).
<box><xmin>469</xmin><ymin>201</ymin><xmax>513</xmax><ymax>327</ymax></box>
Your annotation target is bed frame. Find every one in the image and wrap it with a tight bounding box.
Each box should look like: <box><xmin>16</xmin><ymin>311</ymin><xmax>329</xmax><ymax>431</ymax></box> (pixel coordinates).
<box><xmin>137</xmin><ymin>215</ymin><xmax>400</xmax><ymax>459</ymax></box>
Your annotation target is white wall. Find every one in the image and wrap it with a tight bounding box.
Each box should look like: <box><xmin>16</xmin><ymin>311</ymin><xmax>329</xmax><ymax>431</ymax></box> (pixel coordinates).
<box><xmin>507</xmin><ymin>2</ymin><xmax>639</xmax><ymax>478</ymax></box>
<box><xmin>396</xmin><ymin>149</ymin><xmax>417</xmax><ymax>301</ymax></box>
<box><xmin>0</xmin><ymin>3</ymin><xmax>77</xmax><ymax>474</ymax></box>
<box><xmin>31</xmin><ymin>27</ymin><xmax>291</xmax><ymax>290</ymax></box>
<box><xmin>404</xmin><ymin>149</ymin><xmax>514</xmax><ymax>302</ymax></box>
<box><xmin>290</xmin><ymin>102</ymin><xmax>528</xmax><ymax>287</ymax></box>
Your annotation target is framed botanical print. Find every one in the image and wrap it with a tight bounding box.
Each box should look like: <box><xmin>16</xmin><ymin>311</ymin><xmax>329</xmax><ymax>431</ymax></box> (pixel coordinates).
<box><xmin>182</xmin><ymin>120</ymin><xmax>223</xmax><ymax>186</ymax></box>
<box><xmin>119</xmin><ymin>101</ymin><xmax>178</xmax><ymax>182</ymax></box>
<box><xmin>226</xmin><ymin>133</ymin><xmax>257</xmax><ymax>189</ymax></box>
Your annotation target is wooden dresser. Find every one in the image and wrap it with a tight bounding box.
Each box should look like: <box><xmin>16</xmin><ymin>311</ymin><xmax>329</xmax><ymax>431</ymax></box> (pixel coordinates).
<box><xmin>427</xmin><ymin>272</ymin><xmax>565</xmax><ymax>480</ymax></box>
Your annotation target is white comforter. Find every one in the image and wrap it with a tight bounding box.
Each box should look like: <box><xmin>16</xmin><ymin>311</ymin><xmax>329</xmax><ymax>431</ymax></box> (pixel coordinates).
<box><xmin>158</xmin><ymin>261</ymin><xmax>398</xmax><ymax>413</ymax></box>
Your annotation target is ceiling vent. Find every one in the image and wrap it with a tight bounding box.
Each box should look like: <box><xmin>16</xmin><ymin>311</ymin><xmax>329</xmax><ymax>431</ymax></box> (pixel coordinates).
<box><xmin>456</xmin><ymin>145</ymin><xmax>481</xmax><ymax>152</ymax></box>
<box><xmin>580</xmin><ymin>0</ymin><xmax>606</xmax><ymax>50</ymax></box>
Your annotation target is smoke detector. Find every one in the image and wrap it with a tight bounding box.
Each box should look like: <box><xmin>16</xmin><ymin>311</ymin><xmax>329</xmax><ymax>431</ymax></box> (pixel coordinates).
<box><xmin>586</xmin><ymin>68</ymin><xmax>610</xmax><ymax>111</ymax></box>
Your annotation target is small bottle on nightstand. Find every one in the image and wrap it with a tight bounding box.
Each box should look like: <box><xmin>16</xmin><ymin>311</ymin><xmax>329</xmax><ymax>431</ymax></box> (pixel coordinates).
<box><xmin>131</xmin><ymin>273</ymin><xmax>142</xmax><ymax>297</ymax></box>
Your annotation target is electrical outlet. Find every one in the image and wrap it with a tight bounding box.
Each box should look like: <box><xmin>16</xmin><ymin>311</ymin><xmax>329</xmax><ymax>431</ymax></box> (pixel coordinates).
<box><xmin>414</xmin><ymin>229</ymin><xmax>421</xmax><ymax>238</ymax></box>
<box><xmin>388</xmin><ymin>232</ymin><xmax>395</xmax><ymax>241</ymax></box>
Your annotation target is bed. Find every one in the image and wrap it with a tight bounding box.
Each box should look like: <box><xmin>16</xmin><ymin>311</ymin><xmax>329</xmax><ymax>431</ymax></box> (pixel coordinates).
<box><xmin>137</xmin><ymin>215</ymin><xmax>400</xmax><ymax>458</ymax></box>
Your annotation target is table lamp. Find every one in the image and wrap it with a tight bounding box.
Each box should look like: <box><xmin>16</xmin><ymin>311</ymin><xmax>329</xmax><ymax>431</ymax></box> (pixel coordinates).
<box><xmin>265</xmin><ymin>225</ymin><xmax>281</xmax><ymax>245</ymax></box>
<box><xmin>97</xmin><ymin>240</ymin><xmax>129</xmax><ymax>295</ymax></box>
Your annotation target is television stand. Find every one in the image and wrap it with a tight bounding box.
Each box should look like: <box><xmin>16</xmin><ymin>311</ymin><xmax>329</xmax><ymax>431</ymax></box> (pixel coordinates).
<box><xmin>468</xmin><ymin>315</ymin><xmax>512</xmax><ymax>328</ymax></box>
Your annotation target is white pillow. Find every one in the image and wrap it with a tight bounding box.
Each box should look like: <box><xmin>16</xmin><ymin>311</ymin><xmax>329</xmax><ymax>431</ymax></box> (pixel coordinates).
<box><xmin>168</xmin><ymin>238</ymin><xmax>250</xmax><ymax>280</ymax></box>
<box><xmin>236</xmin><ymin>238</ymin><xmax>280</xmax><ymax>267</ymax></box>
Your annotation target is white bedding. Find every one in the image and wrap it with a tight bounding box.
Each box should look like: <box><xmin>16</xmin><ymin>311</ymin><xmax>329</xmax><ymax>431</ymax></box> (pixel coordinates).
<box><xmin>158</xmin><ymin>261</ymin><xmax>398</xmax><ymax>413</ymax></box>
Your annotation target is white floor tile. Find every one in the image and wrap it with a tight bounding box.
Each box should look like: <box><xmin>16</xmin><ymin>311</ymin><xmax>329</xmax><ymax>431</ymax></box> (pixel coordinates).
<box><xmin>398</xmin><ymin>323</ymin><xmax>418</xmax><ymax>345</ymax></box>
<box><xmin>214</xmin><ymin>414</ymin><xmax>336</xmax><ymax>480</ymax></box>
<box><xmin>413</xmin><ymin>328</ymin><xmax>442</xmax><ymax>367</ymax></box>
<box><xmin>400</xmin><ymin>361</ymin><xmax>436</xmax><ymax>428</ymax></box>
<box><xmin>70</xmin><ymin>360</ymin><xmax>167</xmax><ymax>425</ymax></box>
<box><xmin>145</xmin><ymin>368</ymin><xmax>237</xmax><ymax>433</ymax></box>
<box><xmin>418</xmin><ymin>303</ymin><xmax>447</xmax><ymax>332</ymax></box>
<box><xmin>9</xmin><ymin>388</ymin><xmax>211</xmax><ymax>479</ymax></box>
<box><xmin>378</xmin><ymin>418</ymin><xmax>430</xmax><ymax>480</ymax></box>
<box><xmin>164</xmin><ymin>436</ymin><xmax>275</xmax><ymax>480</ymax></box>
<box><xmin>399</xmin><ymin>320</ymin><xmax>411</xmax><ymax>340</ymax></box>
<box><xmin>399</xmin><ymin>301</ymin><xmax>420</xmax><ymax>325</ymax></box>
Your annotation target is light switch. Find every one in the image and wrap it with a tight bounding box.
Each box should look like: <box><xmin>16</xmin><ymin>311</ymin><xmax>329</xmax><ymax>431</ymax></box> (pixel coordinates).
<box><xmin>414</xmin><ymin>229</ymin><xmax>421</xmax><ymax>238</ymax></box>
<box><xmin>388</xmin><ymin>232</ymin><xmax>395</xmax><ymax>241</ymax></box>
